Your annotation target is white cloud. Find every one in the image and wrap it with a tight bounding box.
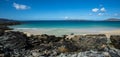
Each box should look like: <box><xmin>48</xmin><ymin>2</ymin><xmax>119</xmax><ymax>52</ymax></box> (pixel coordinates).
<box><xmin>13</xmin><ymin>3</ymin><xmax>30</xmax><ymax>10</ymax></box>
<box><xmin>92</xmin><ymin>8</ymin><xmax>99</xmax><ymax>12</ymax></box>
<box><xmin>98</xmin><ymin>13</ymin><xmax>104</xmax><ymax>16</ymax></box>
<box><xmin>100</xmin><ymin>7</ymin><xmax>106</xmax><ymax>12</ymax></box>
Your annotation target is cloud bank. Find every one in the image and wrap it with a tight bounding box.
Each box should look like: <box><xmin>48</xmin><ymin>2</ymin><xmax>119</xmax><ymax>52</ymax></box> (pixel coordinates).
<box><xmin>91</xmin><ymin>5</ymin><xmax>107</xmax><ymax>16</ymax></box>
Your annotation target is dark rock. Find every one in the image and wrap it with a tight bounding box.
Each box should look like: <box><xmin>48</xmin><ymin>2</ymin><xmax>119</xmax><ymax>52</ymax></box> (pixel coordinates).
<box><xmin>0</xmin><ymin>26</ymin><xmax>13</xmax><ymax>30</ymax></box>
<box><xmin>0</xmin><ymin>31</ymin><xmax>27</xmax><ymax>50</ymax></box>
<box><xmin>78</xmin><ymin>35</ymin><xmax>107</xmax><ymax>51</ymax></box>
<box><xmin>0</xmin><ymin>30</ymin><xmax>119</xmax><ymax>57</ymax></box>
<box><xmin>0</xmin><ymin>29</ymin><xmax>4</xmax><ymax>36</ymax></box>
<box><xmin>110</xmin><ymin>35</ymin><xmax>120</xmax><ymax>49</ymax></box>
<box><xmin>106</xmin><ymin>47</ymin><xmax>120</xmax><ymax>57</ymax></box>
<box><xmin>0</xmin><ymin>26</ymin><xmax>13</xmax><ymax>36</ymax></box>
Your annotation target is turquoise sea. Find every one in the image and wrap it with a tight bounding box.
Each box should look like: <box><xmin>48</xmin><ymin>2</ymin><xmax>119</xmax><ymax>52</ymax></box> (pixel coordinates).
<box><xmin>11</xmin><ymin>21</ymin><xmax>120</xmax><ymax>35</ymax></box>
<box><xmin>12</xmin><ymin>21</ymin><xmax>120</xmax><ymax>28</ymax></box>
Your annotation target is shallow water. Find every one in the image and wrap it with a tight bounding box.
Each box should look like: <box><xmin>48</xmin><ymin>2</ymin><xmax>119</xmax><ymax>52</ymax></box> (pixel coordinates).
<box><xmin>10</xmin><ymin>21</ymin><xmax>120</xmax><ymax>36</ymax></box>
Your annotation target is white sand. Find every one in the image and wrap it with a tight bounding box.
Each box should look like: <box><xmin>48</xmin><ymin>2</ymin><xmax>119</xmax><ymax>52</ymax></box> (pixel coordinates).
<box><xmin>100</xmin><ymin>30</ymin><xmax>120</xmax><ymax>38</ymax></box>
<box><xmin>13</xmin><ymin>28</ymin><xmax>120</xmax><ymax>37</ymax></box>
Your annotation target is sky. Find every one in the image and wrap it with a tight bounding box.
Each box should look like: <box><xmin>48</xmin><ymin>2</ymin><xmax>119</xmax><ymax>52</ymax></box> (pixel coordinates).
<box><xmin>0</xmin><ymin>0</ymin><xmax>120</xmax><ymax>20</ymax></box>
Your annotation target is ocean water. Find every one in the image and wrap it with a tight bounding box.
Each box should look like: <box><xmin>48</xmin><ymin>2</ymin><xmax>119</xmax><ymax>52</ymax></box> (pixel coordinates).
<box><xmin>11</xmin><ymin>21</ymin><xmax>120</xmax><ymax>35</ymax></box>
<box><xmin>12</xmin><ymin>21</ymin><xmax>120</xmax><ymax>28</ymax></box>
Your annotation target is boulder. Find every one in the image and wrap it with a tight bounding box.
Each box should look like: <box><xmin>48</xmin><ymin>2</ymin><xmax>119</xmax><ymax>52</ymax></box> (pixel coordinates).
<box><xmin>0</xmin><ymin>26</ymin><xmax>13</xmax><ymax>36</ymax></box>
<box><xmin>78</xmin><ymin>35</ymin><xmax>107</xmax><ymax>51</ymax></box>
<box><xmin>110</xmin><ymin>35</ymin><xmax>120</xmax><ymax>49</ymax></box>
<box><xmin>57</xmin><ymin>51</ymin><xmax>112</xmax><ymax>57</ymax></box>
<box><xmin>0</xmin><ymin>29</ymin><xmax>4</xmax><ymax>36</ymax></box>
<box><xmin>0</xmin><ymin>31</ymin><xmax>27</xmax><ymax>50</ymax></box>
<box><xmin>0</xmin><ymin>31</ymin><xmax>119</xmax><ymax>57</ymax></box>
<box><xmin>0</xmin><ymin>26</ymin><xmax>13</xmax><ymax>31</ymax></box>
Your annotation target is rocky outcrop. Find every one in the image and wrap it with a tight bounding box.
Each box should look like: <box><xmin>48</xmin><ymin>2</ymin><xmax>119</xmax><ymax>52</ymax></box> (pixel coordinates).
<box><xmin>78</xmin><ymin>36</ymin><xmax>107</xmax><ymax>51</ymax></box>
<box><xmin>0</xmin><ymin>18</ymin><xmax>21</xmax><ymax>36</ymax></box>
<box><xmin>0</xmin><ymin>31</ymin><xmax>27</xmax><ymax>57</ymax></box>
<box><xmin>57</xmin><ymin>48</ymin><xmax>120</xmax><ymax>57</ymax></box>
<box><xmin>0</xmin><ymin>29</ymin><xmax>4</xmax><ymax>36</ymax></box>
<box><xmin>0</xmin><ymin>26</ymin><xmax>13</xmax><ymax>36</ymax></box>
<box><xmin>0</xmin><ymin>31</ymin><xmax>27</xmax><ymax>49</ymax></box>
<box><xmin>0</xmin><ymin>31</ymin><xmax>119</xmax><ymax>57</ymax></box>
<box><xmin>58</xmin><ymin>51</ymin><xmax>110</xmax><ymax>57</ymax></box>
<box><xmin>110</xmin><ymin>35</ymin><xmax>120</xmax><ymax>49</ymax></box>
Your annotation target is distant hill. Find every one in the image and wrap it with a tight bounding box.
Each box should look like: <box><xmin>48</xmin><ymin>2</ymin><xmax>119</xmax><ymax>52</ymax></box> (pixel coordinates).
<box><xmin>0</xmin><ymin>18</ymin><xmax>15</xmax><ymax>22</ymax></box>
<box><xmin>105</xmin><ymin>18</ymin><xmax>120</xmax><ymax>21</ymax></box>
<box><xmin>0</xmin><ymin>18</ymin><xmax>21</xmax><ymax>26</ymax></box>
<box><xmin>67</xmin><ymin>18</ymin><xmax>120</xmax><ymax>21</ymax></box>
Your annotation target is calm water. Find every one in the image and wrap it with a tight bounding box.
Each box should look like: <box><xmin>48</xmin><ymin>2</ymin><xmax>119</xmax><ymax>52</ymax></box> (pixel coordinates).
<box><xmin>11</xmin><ymin>21</ymin><xmax>120</xmax><ymax>35</ymax></box>
<box><xmin>12</xmin><ymin>21</ymin><xmax>120</xmax><ymax>28</ymax></box>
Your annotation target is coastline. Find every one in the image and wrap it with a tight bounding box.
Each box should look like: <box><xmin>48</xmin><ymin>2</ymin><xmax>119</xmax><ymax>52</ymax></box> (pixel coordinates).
<box><xmin>1</xmin><ymin>25</ymin><xmax>120</xmax><ymax>57</ymax></box>
<box><xmin>13</xmin><ymin>28</ymin><xmax>120</xmax><ymax>37</ymax></box>
<box><xmin>1</xmin><ymin>27</ymin><xmax>120</xmax><ymax>57</ymax></box>
<box><xmin>1</xmin><ymin>19</ymin><xmax>119</xmax><ymax>57</ymax></box>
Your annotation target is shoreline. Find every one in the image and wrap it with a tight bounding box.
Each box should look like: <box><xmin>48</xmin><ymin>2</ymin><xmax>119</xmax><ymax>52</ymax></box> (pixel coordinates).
<box><xmin>1</xmin><ymin>25</ymin><xmax>120</xmax><ymax>57</ymax></box>
<box><xmin>13</xmin><ymin>28</ymin><xmax>120</xmax><ymax>37</ymax></box>
<box><xmin>1</xmin><ymin>28</ymin><xmax>120</xmax><ymax>57</ymax></box>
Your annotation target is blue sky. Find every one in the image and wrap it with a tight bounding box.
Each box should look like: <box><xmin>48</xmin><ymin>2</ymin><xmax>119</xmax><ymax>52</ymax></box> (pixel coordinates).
<box><xmin>0</xmin><ymin>0</ymin><xmax>120</xmax><ymax>20</ymax></box>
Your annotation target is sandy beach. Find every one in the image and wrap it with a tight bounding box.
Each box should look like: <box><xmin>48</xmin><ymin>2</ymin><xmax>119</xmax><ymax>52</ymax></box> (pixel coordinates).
<box><xmin>13</xmin><ymin>28</ymin><xmax>120</xmax><ymax>38</ymax></box>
